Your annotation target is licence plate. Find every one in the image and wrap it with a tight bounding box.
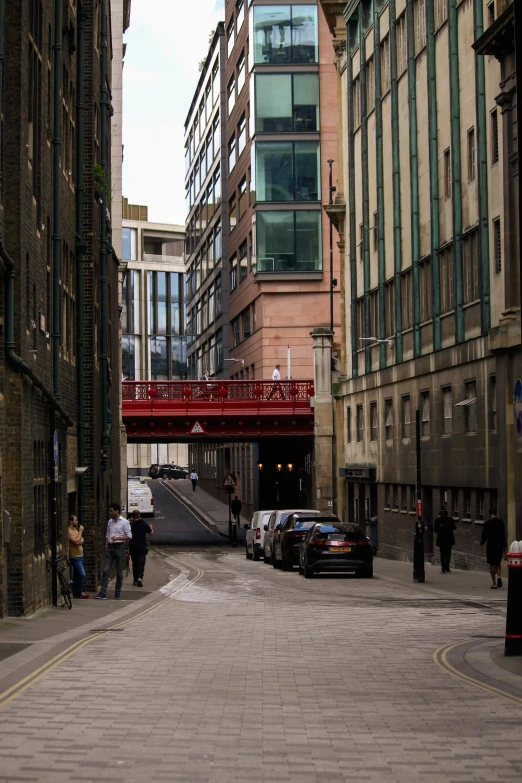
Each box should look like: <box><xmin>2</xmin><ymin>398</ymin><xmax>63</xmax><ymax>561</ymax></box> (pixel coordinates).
<box><xmin>331</xmin><ymin>546</ymin><xmax>351</xmax><ymax>552</ymax></box>
<box><xmin>130</xmin><ymin>503</ymin><xmax>138</xmax><ymax>507</ymax></box>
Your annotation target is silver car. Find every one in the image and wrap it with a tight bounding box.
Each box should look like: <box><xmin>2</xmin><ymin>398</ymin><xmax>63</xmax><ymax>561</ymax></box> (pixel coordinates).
<box><xmin>263</xmin><ymin>509</ymin><xmax>319</xmax><ymax>566</ymax></box>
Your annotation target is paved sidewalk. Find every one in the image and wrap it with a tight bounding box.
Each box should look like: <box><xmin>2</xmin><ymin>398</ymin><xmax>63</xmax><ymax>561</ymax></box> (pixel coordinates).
<box><xmin>164</xmin><ymin>478</ymin><xmax>250</xmax><ymax>538</ymax></box>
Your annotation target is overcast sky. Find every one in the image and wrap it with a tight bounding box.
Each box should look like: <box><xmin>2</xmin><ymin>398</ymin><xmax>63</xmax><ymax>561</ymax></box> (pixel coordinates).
<box><xmin>122</xmin><ymin>0</ymin><xmax>223</xmax><ymax>225</ymax></box>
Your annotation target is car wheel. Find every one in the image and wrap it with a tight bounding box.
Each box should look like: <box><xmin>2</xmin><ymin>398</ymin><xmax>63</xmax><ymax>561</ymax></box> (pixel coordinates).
<box><xmin>246</xmin><ymin>545</ymin><xmax>253</xmax><ymax>560</ymax></box>
<box><xmin>252</xmin><ymin>546</ymin><xmax>261</xmax><ymax>562</ymax></box>
<box><xmin>298</xmin><ymin>564</ymin><xmax>303</xmax><ymax>575</ymax></box>
<box><xmin>271</xmin><ymin>550</ymin><xmax>281</xmax><ymax>569</ymax></box>
<box><xmin>263</xmin><ymin>552</ymin><xmax>271</xmax><ymax>564</ymax></box>
<box><xmin>161</xmin><ymin>472</ymin><xmax>167</xmax><ymax>479</ymax></box>
<box><xmin>361</xmin><ymin>566</ymin><xmax>374</xmax><ymax>579</ymax></box>
<box><xmin>281</xmin><ymin>557</ymin><xmax>292</xmax><ymax>572</ymax></box>
<box><xmin>304</xmin><ymin>565</ymin><xmax>314</xmax><ymax>579</ymax></box>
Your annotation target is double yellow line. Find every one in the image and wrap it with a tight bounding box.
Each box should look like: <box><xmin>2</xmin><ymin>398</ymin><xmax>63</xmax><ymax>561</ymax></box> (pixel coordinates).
<box><xmin>0</xmin><ymin>552</ymin><xmax>204</xmax><ymax>710</ymax></box>
<box><xmin>433</xmin><ymin>639</ymin><xmax>522</xmax><ymax>707</ymax></box>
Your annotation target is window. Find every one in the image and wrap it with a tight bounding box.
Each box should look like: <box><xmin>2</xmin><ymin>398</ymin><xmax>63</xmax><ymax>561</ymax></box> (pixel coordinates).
<box><xmin>366</xmin><ymin>57</ymin><xmax>375</xmax><ymax>114</ymax></box>
<box><xmin>385</xmin><ymin>484</ymin><xmax>391</xmax><ymax>508</ymax></box>
<box><xmin>232</xmin><ymin>318</ymin><xmax>240</xmax><ymax>347</ymax></box>
<box><xmin>237</xmin><ymin>51</ymin><xmax>245</xmax><ymax>94</ymax></box>
<box><xmin>229</xmin><ymin>194</ymin><xmax>237</xmax><ymax>232</ymax></box>
<box><xmin>242</xmin><ymin>308</ymin><xmax>251</xmax><ymax>339</ymax></box>
<box><xmin>419</xmin><ymin>258</ymin><xmax>432</xmax><ymax>322</ymax></box>
<box><xmin>227</xmin><ymin>18</ymin><xmax>235</xmax><ymax>59</ymax></box>
<box><xmin>239</xmin><ymin>239</ymin><xmax>248</xmax><ymax>281</ymax></box>
<box><xmin>435</xmin><ymin>0</ymin><xmax>448</xmax><ymax>28</ymax></box>
<box><xmin>357</xmin><ymin>297</ymin><xmax>364</xmax><ymax>341</ymax></box>
<box><xmin>254</xmin><ymin>141</ymin><xmax>321</xmax><ymax>202</ymax></box>
<box><xmin>410</xmin><ymin>486</ymin><xmax>417</xmax><ymax>513</ymax></box>
<box><xmin>385</xmin><ymin>279</ymin><xmax>395</xmax><ymax>338</ymax></box>
<box><xmin>253</xmin><ymin>5</ymin><xmax>318</xmax><ymax>65</ymax></box>
<box><xmin>370</xmin><ymin>290</ymin><xmax>379</xmax><ymax>341</ymax></box>
<box><xmin>256</xmin><ymin>210</ymin><xmax>322</xmax><ymax>273</ymax></box>
<box><xmin>493</xmin><ymin>217</ymin><xmax>502</xmax><ymax>273</ymax></box>
<box><xmin>489</xmin><ymin>375</ymin><xmax>497</xmax><ymax>431</ymax></box>
<box><xmin>442</xmin><ymin>387</ymin><xmax>452</xmax><ymax>435</ymax></box>
<box><xmin>385</xmin><ymin>399</ymin><xmax>393</xmax><ymax>441</ymax></box>
<box><xmin>477</xmin><ymin>490</ymin><xmax>485</xmax><ymax>520</ymax></box>
<box><xmin>401</xmin><ymin>486</ymin><xmax>408</xmax><ymax>512</ymax></box>
<box><xmin>491</xmin><ymin>108</ymin><xmax>499</xmax><ymax>164</ymax></box>
<box><xmin>421</xmin><ymin>391</ymin><xmax>430</xmax><ymax>437</ymax></box>
<box><xmin>238</xmin><ymin>113</ymin><xmax>246</xmax><ymax>156</ymax></box>
<box><xmin>444</xmin><ymin>148</ymin><xmax>451</xmax><ymax>199</ymax></box>
<box><xmin>122</xmin><ymin>228</ymin><xmax>137</xmax><ymax>261</ymax></box>
<box><xmin>370</xmin><ymin>402</ymin><xmax>378</xmax><ymax>441</ymax></box>
<box><xmin>452</xmin><ymin>489</ymin><xmax>459</xmax><ymax>518</ymax></box>
<box><xmin>464</xmin><ymin>381</ymin><xmax>477</xmax><ymax>433</ymax></box>
<box><xmin>228</xmin><ymin>76</ymin><xmax>236</xmax><ymax>115</ymax></box>
<box><xmin>463</xmin><ymin>230</ymin><xmax>479</xmax><ymax>303</ymax></box>
<box><xmin>414</xmin><ymin>0</ymin><xmax>426</xmax><ymax>54</ymax></box>
<box><xmin>353</xmin><ymin>75</ymin><xmax>361</xmax><ymax>128</ymax></box>
<box><xmin>393</xmin><ymin>485</ymin><xmax>399</xmax><ymax>509</ymax></box>
<box><xmin>396</xmin><ymin>14</ymin><xmax>407</xmax><ymax>75</ymax></box>
<box><xmin>440</xmin><ymin>244</ymin><xmax>454</xmax><ymax>314</ymax></box>
<box><xmin>401</xmin><ymin>270</ymin><xmax>413</xmax><ymax>330</ymax></box>
<box><xmin>402</xmin><ymin>395</ymin><xmax>411</xmax><ymax>439</ymax></box>
<box><xmin>488</xmin><ymin>1</ymin><xmax>495</xmax><ymax>26</ymax></box>
<box><xmin>238</xmin><ymin>176</ymin><xmax>248</xmax><ymax>220</ymax></box>
<box><xmin>255</xmin><ymin>73</ymin><xmax>320</xmax><ymax>133</ymax></box>
<box><xmin>230</xmin><ymin>255</ymin><xmax>237</xmax><ymax>292</ymax></box>
<box><xmin>122</xmin><ymin>336</ymin><xmax>136</xmax><ymax>380</ymax></box>
<box><xmin>468</xmin><ymin>127</ymin><xmax>476</xmax><ymax>181</ymax></box>
<box><xmin>380</xmin><ymin>35</ymin><xmax>390</xmax><ymax>94</ymax></box>
<box><xmin>236</xmin><ymin>0</ymin><xmax>244</xmax><ymax>31</ymax></box>
<box><xmin>347</xmin><ymin>407</ymin><xmax>351</xmax><ymax>443</ymax></box>
<box><xmin>356</xmin><ymin>405</ymin><xmax>364</xmax><ymax>442</ymax></box>
<box><xmin>464</xmin><ymin>489</ymin><xmax>472</xmax><ymax>518</ymax></box>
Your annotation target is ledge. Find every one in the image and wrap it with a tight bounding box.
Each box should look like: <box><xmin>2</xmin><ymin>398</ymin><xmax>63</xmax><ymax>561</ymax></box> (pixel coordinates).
<box><xmin>254</xmin><ymin>271</ymin><xmax>323</xmax><ymax>282</ymax></box>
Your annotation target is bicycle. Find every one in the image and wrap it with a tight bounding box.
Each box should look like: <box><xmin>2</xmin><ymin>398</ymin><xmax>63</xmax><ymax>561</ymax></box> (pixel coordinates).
<box><xmin>46</xmin><ymin>556</ymin><xmax>73</xmax><ymax>609</ymax></box>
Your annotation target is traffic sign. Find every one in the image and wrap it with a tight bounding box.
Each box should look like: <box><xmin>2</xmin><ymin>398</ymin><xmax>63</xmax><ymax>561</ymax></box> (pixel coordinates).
<box><xmin>222</xmin><ymin>473</ymin><xmax>237</xmax><ymax>487</ymax></box>
<box><xmin>189</xmin><ymin>420</ymin><xmax>206</xmax><ymax>435</ymax></box>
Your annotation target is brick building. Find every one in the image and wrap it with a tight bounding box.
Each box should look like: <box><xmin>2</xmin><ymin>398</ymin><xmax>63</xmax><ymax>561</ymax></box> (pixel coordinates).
<box><xmin>0</xmin><ymin>0</ymin><xmax>126</xmax><ymax>616</ymax></box>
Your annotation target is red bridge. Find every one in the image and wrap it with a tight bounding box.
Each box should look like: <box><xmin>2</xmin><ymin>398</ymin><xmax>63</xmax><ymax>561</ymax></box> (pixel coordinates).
<box><xmin>122</xmin><ymin>379</ymin><xmax>315</xmax><ymax>441</ymax></box>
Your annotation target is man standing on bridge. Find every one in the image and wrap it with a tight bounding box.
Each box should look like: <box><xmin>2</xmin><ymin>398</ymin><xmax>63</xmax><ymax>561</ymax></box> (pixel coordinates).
<box><xmin>129</xmin><ymin>510</ymin><xmax>154</xmax><ymax>587</ymax></box>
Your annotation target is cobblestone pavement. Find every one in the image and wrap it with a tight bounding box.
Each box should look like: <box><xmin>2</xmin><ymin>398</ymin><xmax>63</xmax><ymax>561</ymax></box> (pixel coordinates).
<box><xmin>0</xmin><ymin>548</ymin><xmax>521</xmax><ymax>783</ymax></box>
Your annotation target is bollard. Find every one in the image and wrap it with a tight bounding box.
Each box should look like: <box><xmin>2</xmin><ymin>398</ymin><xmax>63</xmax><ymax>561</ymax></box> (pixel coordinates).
<box><xmin>505</xmin><ymin>544</ymin><xmax>522</xmax><ymax>656</ymax></box>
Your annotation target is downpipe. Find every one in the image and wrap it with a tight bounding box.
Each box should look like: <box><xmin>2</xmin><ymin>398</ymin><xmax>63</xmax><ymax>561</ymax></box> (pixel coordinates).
<box><xmin>76</xmin><ymin>8</ymin><xmax>86</xmax><ymax>525</ymax></box>
<box><xmin>99</xmin><ymin>0</ymin><xmax>110</xmax><ymax>470</ymax></box>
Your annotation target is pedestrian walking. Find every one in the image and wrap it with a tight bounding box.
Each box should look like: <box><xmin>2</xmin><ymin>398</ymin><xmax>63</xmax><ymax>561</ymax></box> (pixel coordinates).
<box><xmin>95</xmin><ymin>503</ymin><xmax>132</xmax><ymax>600</ymax></box>
<box><xmin>477</xmin><ymin>506</ymin><xmax>507</xmax><ymax>589</ymax></box>
<box><xmin>129</xmin><ymin>510</ymin><xmax>154</xmax><ymax>587</ymax></box>
<box><xmin>434</xmin><ymin>508</ymin><xmax>456</xmax><ymax>574</ymax></box>
<box><xmin>268</xmin><ymin>364</ymin><xmax>285</xmax><ymax>400</ymax></box>
<box><xmin>190</xmin><ymin>469</ymin><xmax>198</xmax><ymax>491</ymax></box>
<box><xmin>68</xmin><ymin>515</ymin><xmax>89</xmax><ymax>599</ymax></box>
<box><xmin>231</xmin><ymin>495</ymin><xmax>242</xmax><ymax>524</ymax></box>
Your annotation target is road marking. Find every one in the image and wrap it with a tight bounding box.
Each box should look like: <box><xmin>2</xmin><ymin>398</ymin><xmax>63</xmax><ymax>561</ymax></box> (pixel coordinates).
<box><xmin>433</xmin><ymin>639</ymin><xmax>522</xmax><ymax>707</ymax></box>
<box><xmin>158</xmin><ymin>480</ymin><xmax>222</xmax><ymax>538</ymax></box>
<box><xmin>0</xmin><ymin>554</ymin><xmax>204</xmax><ymax>710</ymax></box>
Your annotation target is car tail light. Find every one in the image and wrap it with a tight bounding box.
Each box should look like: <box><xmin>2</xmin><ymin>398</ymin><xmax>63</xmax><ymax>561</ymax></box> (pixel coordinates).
<box><xmin>357</xmin><ymin>540</ymin><xmax>370</xmax><ymax>546</ymax></box>
<box><xmin>287</xmin><ymin>531</ymin><xmax>304</xmax><ymax>537</ymax></box>
<box><xmin>312</xmin><ymin>540</ymin><xmax>328</xmax><ymax>546</ymax></box>
<box><xmin>256</xmin><ymin>528</ymin><xmax>261</xmax><ymax>539</ymax></box>
<box><xmin>151</xmin><ymin>498</ymin><xmax>154</xmax><ymax>506</ymax></box>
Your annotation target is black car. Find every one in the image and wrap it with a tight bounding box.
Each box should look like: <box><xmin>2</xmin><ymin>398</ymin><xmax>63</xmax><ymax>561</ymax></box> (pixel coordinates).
<box><xmin>148</xmin><ymin>463</ymin><xmax>188</xmax><ymax>480</ymax></box>
<box><xmin>273</xmin><ymin>514</ymin><xmax>340</xmax><ymax>571</ymax></box>
<box><xmin>299</xmin><ymin>521</ymin><xmax>373</xmax><ymax>578</ymax></box>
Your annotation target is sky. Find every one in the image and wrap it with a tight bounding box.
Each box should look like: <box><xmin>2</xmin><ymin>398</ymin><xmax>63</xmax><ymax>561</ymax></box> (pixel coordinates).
<box><xmin>122</xmin><ymin>0</ymin><xmax>224</xmax><ymax>226</ymax></box>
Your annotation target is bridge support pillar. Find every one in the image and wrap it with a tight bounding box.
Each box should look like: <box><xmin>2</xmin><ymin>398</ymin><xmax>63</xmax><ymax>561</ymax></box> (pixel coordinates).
<box><xmin>311</xmin><ymin>327</ymin><xmax>335</xmax><ymax>515</ymax></box>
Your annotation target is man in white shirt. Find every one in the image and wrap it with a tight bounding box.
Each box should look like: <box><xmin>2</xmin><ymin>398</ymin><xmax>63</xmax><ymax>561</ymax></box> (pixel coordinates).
<box><xmin>95</xmin><ymin>503</ymin><xmax>132</xmax><ymax>600</ymax></box>
<box><xmin>268</xmin><ymin>364</ymin><xmax>285</xmax><ymax>400</ymax></box>
<box><xmin>189</xmin><ymin>469</ymin><xmax>198</xmax><ymax>492</ymax></box>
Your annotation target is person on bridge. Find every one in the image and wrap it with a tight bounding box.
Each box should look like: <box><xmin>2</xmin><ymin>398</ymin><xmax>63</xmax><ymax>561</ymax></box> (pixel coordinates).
<box><xmin>434</xmin><ymin>508</ymin><xmax>456</xmax><ymax>574</ymax></box>
<box><xmin>268</xmin><ymin>364</ymin><xmax>285</xmax><ymax>400</ymax></box>
<box><xmin>95</xmin><ymin>503</ymin><xmax>132</xmax><ymax>600</ymax></box>
<box><xmin>231</xmin><ymin>495</ymin><xmax>242</xmax><ymax>525</ymax></box>
<box><xmin>190</xmin><ymin>469</ymin><xmax>198</xmax><ymax>491</ymax></box>
<box><xmin>477</xmin><ymin>507</ymin><xmax>507</xmax><ymax>589</ymax></box>
<box><xmin>129</xmin><ymin>510</ymin><xmax>154</xmax><ymax>587</ymax></box>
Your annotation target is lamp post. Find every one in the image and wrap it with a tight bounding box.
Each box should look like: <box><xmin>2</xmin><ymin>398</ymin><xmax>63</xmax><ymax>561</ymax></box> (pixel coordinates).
<box><xmin>327</xmin><ymin>160</ymin><xmax>336</xmax><ymax>333</ymax></box>
<box><xmin>413</xmin><ymin>409</ymin><xmax>425</xmax><ymax>582</ymax></box>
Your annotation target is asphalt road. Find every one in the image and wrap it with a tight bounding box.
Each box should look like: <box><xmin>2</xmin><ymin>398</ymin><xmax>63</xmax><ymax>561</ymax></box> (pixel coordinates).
<box><xmin>145</xmin><ymin>479</ymin><xmax>225</xmax><ymax>546</ymax></box>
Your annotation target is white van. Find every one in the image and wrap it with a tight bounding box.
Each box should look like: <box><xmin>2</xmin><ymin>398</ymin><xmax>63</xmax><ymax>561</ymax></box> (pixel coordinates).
<box><xmin>245</xmin><ymin>510</ymin><xmax>275</xmax><ymax>561</ymax></box>
<box><xmin>128</xmin><ymin>483</ymin><xmax>154</xmax><ymax>517</ymax></box>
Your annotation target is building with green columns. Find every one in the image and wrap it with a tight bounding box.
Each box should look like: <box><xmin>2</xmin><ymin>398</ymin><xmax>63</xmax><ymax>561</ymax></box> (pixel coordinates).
<box><xmin>320</xmin><ymin>0</ymin><xmax>519</xmax><ymax>569</ymax></box>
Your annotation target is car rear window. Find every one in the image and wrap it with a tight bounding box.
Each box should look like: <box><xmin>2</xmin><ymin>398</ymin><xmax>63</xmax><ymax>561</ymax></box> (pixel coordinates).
<box><xmin>316</xmin><ymin>523</ymin><xmax>365</xmax><ymax>539</ymax></box>
<box><xmin>294</xmin><ymin>521</ymin><xmax>314</xmax><ymax>530</ymax></box>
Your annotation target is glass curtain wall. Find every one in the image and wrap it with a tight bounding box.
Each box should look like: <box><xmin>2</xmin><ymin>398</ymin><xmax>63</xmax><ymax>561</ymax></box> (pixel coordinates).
<box><xmin>256</xmin><ymin>210</ymin><xmax>322</xmax><ymax>272</ymax></box>
<box><xmin>252</xmin><ymin>5</ymin><xmax>318</xmax><ymax>65</ymax></box>
<box><xmin>148</xmin><ymin>271</ymin><xmax>188</xmax><ymax>379</ymax></box>
<box><xmin>254</xmin><ymin>73</ymin><xmax>320</xmax><ymax>132</ymax></box>
<box><xmin>254</xmin><ymin>141</ymin><xmax>320</xmax><ymax>201</ymax></box>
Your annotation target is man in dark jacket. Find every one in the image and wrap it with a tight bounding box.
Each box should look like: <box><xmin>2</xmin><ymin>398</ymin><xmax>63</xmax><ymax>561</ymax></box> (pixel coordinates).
<box><xmin>434</xmin><ymin>508</ymin><xmax>456</xmax><ymax>574</ymax></box>
<box><xmin>129</xmin><ymin>510</ymin><xmax>154</xmax><ymax>587</ymax></box>
<box><xmin>231</xmin><ymin>495</ymin><xmax>242</xmax><ymax>524</ymax></box>
<box><xmin>477</xmin><ymin>507</ymin><xmax>507</xmax><ymax>589</ymax></box>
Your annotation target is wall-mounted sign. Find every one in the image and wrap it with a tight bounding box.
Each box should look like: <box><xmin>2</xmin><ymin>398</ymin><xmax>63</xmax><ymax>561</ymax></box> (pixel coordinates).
<box><xmin>339</xmin><ymin>466</ymin><xmax>376</xmax><ymax>481</ymax></box>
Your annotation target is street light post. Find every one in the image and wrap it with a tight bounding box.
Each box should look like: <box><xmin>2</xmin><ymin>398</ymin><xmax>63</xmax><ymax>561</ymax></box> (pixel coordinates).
<box><xmin>414</xmin><ymin>409</ymin><xmax>425</xmax><ymax>583</ymax></box>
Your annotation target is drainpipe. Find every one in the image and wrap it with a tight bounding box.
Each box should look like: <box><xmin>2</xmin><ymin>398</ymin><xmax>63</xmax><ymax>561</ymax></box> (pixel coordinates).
<box><xmin>76</xmin><ymin>8</ymin><xmax>86</xmax><ymax>526</ymax></box>
<box><xmin>100</xmin><ymin>0</ymin><xmax>110</xmax><ymax>469</ymax></box>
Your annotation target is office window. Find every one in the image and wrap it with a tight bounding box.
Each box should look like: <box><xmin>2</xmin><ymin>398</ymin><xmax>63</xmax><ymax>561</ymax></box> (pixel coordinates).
<box><xmin>421</xmin><ymin>391</ymin><xmax>430</xmax><ymax>437</ymax></box>
<box><xmin>236</xmin><ymin>0</ymin><xmax>244</xmax><ymax>31</ymax></box>
<box><xmin>256</xmin><ymin>210</ymin><xmax>322</xmax><ymax>273</ymax></box>
<box><xmin>356</xmin><ymin>405</ymin><xmax>364</xmax><ymax>442</ymax></box>
<box><xmin>396</xmin><ymin>14</ymin><xmax>407</xmax><ymax>75</ymax></box>
<box><xmin>239</xmin><ymin>239</ymin><xmax>248</xmax><ymax>281</ymax></box>
<box><xmin>366</xmin><ymin>57</ymin><xmax>375</xmax><ymax>114</ymax></box>
<box><xmin>228</xmin><ymin>76</ymin><xmax>236</xmax><ymax>115</ymax></box>
<box><xmin>401</xmin><ymin>486</ymin><xmax>408</xmax><ymax>512</ymax></box>
<box><xmin>477</xmin><ymin>490</ymin><xmax>485</xmax><ymax>520</ymax></box>
<box><xmin>150</xmin><ymin>336</ymin><xmax>168</xmax><ymax>380</ymax></box>
<box><xmin>255</xmin><ymin>73</ymin><xmax>320</xmax><ymax>133</ymax></box>
<box><xmin>402</xmin><ymin>395</ymin><xmax>411</xmax><ymax>439</ymax></box>
<box><xmin>370</xmin><ymin>290</ymin><xmax>379</xmax><ymax>341</ymax></box>
<box><xmin>414</xmin><ymin>0</ymin><xmax>426</xmax><ymax>54</ymax></box>
<box><xmin>440</xmin><ymin>244</ymin><xmax>454</xmax><ymax>314</ymax></box>
<box><xmin>356</xmin><ymin>297</ymin><xmax>364</xmax><ymax>341</ymax></box>
<box><xmin>489</xmin><ymin>375</ymin><xmax>497</xmax><ymax>431</ymax></box>
<box><xmin>381</xmin><ymin>35</ymin><xmax>390</xmax><ymax>94</ymax></box>
<box><xmin>237</xmin><ymin>51</ymin><xmax>245</xmax><ymax>94</ymax></box>
<box><xmin>468</xmin><ymin>127</ymin><xmax>476</xmax><ymax>181</ymax></box>
<box><xmin>238</xmin><ymin>113</ymin><xmax>246</xmax><ymax>157</ymax></box>
<box><xmin>238</xmin><ymin>176</ymin><xmax>248</xmax><ymax>220</ymax></box>
<box><xmin>452</xmin><ymin>489</ymin><xmax>459</xmax><ymax>517</ymax></box>
<box><xmin>214</xmin><ymin>226</ymin><xmax>222</xmax><ymax>260</ymax></box>
<box><xmin>443</xmin><ymin>386</ymin><xmax>452</xmax><ymax>435</ymax></box>
<box><xmin>444</xmin><ymin>148</ymin><xmax>451</xmax><ymax>199</ymax></box>
<box><xmin>370</xmin><ymin>402</ymin><xmax>378</xmax><ymax>441</ymax></box>
<box><xmin>385</xmin><ymin>399</ymin><xmax>393</xmax><ymax>441</ymax></box>
<box><xmin>385</xmin><ymin>279</ymin><xmax>395</xmax><ymax>338</ymax></box>
<box><xmin>213</xmin><ymin>114</ymin><xmax>220</xmax><ymax>158</ymax></box>
<box><xmin>353</xmin><ymin>75</ymin><xmax>361</xmax><ymax>128</ymax></box>
<box><xmin>393</xmin><ymin>485</ymin><xmax>399</xmax><ymax>509</ymax></box>
<box><xmin>410</xmin><ymin>486</ymin><xmax>417</xmax><ymax>513</ymax></box>
<box><xmin>491</xmin><ymin>108</ymin><xmax>499</xmax><ymax>164</ymax></box>
<box><xmin>465</xmin><ymin>381</ymin><xmax>477</xmax><ymax>433</ymax></box>
<box><xmin>401</xmin><ymin>270</ymin><xmax>413</xmax><ymax>330</ymax></box>
<box><xmin>493</xmin><ymin>217</ymin><xmax>502</xmax><ymax>273</ymax></box>
<box><xmin>228</xmin><ymin>134</ymin><xmax>236</xmax><ymax>173</ymax></box>
<box><xmin>463</xmin><ymin>489</ymin><xmax>472</xmax><ymax>518</ymax></box>
<box><xmin>122</xmin><ymin>228</ymin><xmax>137</xmax><ymax>261</ymax></box>
<box><xmin>419</xmin><ymin>258</ymin><xmax>432</xmax><ymax>322</ymax></box>
<box><xmin>255</xmin><ymin>141</ymin><xmax>320</xmax><ymax>202</ymax></box>
<box><xmin>229</xmin><ymin>194</ymin><xmax>237</xmax><ymax>232</ymax></box>
<box><xmin>232</xmin><ymin>317</ymin><xmax>240</xmax><ymax>347</ymax></box>
<box><xmin>242</xmin><ymin>308</ymin><xmax>251</xmax><ymax>340</ymax></box>
<box><xmin>122</xmin><ymin>336</ymin><xmax>136</xmax><ymax>381</ymax></box>
<box><xmin>253</xmin><ymin>4</ymin><xmax>318</xmax><ymax>65</ymax></box>
<box><xmin>463</xmin><ymin>230</ymin><xmax>479</xmax><ymax>303</ymax></box>
<box><xmin>385</xmin><ymin>484</ymin><xmax>391</xmax><ymax>508</ymax></box>
<box><xmin>227</xmin><ymin>18</ymin><xmax>235</xmax><ymax>59</ymax></box>
<box><xmin>435</xmin><ymin>0</ymin><xmax>448</xmax><ymax>28</ymax></box>
<box><xmin>230</xmin><ymin>255</ymin><xmax>237</xmax><ymax>292</ymax></box>
<box><xmin>347</xmin><ymin>406</ymin><xmax>351</xmax><ymax>443</ymax></box>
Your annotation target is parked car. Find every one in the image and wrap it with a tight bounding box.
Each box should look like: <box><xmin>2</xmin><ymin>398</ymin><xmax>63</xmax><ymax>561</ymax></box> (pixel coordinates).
<box><xmin>263</xmin><ymin>509</ymin><xmax>319</xmax><ymax>566</ymax></box>
<box><xmin>148</xmin><ymin>463</ymin><xmax>188</xmax><ymax>480</ymax></box>
<box><xmin>245</xmin><ymin>510</ymin><xmax>275</xmax><ymax>561</ymax></box>
<box><xmin>273</xmin><ymin>513</ymin><xmax>339</xmax><ymax>571</ymax></box>
<box><xmin>299</xmin><ymin>521</ymin><xmax>373</xmax><ymax>579</ymax></box>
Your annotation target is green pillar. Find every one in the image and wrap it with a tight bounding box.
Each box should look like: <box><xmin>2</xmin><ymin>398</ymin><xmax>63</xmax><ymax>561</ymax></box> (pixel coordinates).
<box><xmin>346</xmin><ymin>36</ymin><xmax>359</xmax><ymax>377</ymax></box>
<box><xmin>448</xmin><ymin>0</ymin><xmax>464</xmax><ymax>343</ymax></box>
<box><xmin>406</xmin><ymin>0</ymin><xmax>421</xmax><ymax>357</ymax></box>
<box><xmin>374</xmin><ymin>6</ymin><xmax>387</xmax><ymax>369</ymax></box>
<box><xmin>474</xmin><ymin>0</ymin><xmax>490</xmax><ymax>334</ymax></box>
<box><xmin>360</xmin><ymin>27</ymin><xmax>371</xmax><ymax>374</ymax></box>
<box><xmin>426</xmin><ymin>0</ymin><xmax>441</xmax><ymax>350</ymax></box>
<box><xmin>389</xmin><ymin>0</ymin><xmax>403</xmax><ymax>363</ymax></box>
